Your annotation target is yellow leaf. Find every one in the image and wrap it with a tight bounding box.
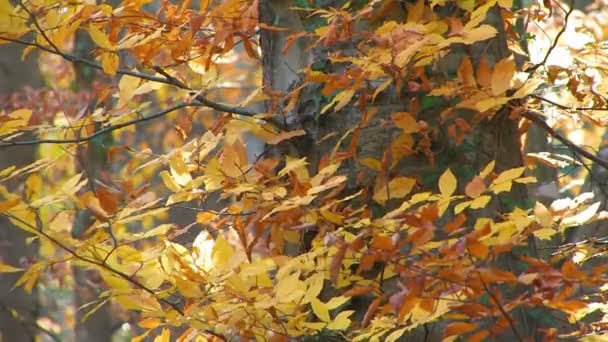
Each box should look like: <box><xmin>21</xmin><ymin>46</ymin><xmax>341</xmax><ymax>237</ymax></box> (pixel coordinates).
<box><xmin>131</xmin><ymin>329</ymin><xmax>152</xmax><ymax>342</ymax></box>
<box><xmin>360</xmin><ymin>157</ymin><xmax>382</xmax><ymax>171</ymax></box>
<box><xmin>326</xmin><ymin>296</ymin><xmax>349</xmax><ymax>309</ymax></box>
<box><xmin>0</xmin><ymin>0</ymin><xmax>28</xmax><ymax>35</ymax></box>
<box><xmin>303</xmin><ymin>273</ymin><xmax>324</xmax><ymax>303</ymax></box>
<box><xmin>0</xmin><ymin>198</ymin><xmax>20</xmax><ymax>213</ymax></box>
<box><xmin>322</xmin><ymin>89</ymin><xmax>356</xmax><ymax>113</ymax></box>
<box><xmin>268</xmin><ymin>129</ymin><xmax>307</xmax><ymax>145</ymax></box>
<box><xmin>118</xmin><ymin>74</ymin><xmax>141</xmax><ymax>108</ymax></box>
<box><xmin>470</xmin><ymin>195</ymin><xmax>491</xmax><ymax>209</ymax></box>
<box><xmin>454</xmin><ymin>200</ymin><xmax>471</xmax><ymax>214</ymax></box>
<box><xmin>99</xmin><ymin>270</ymin><xmax>131</xmax><ymax>290</ymax></box>
<box><xmin>326</xmin><ymin>310</ymin><xmax>353</xmax><ymax>330</ymax></box>
<box><xmin>498</xmin><ymin>0</ymin><xmax>513</xmax><ymax>8</ymax></box>
<box><xmin>117</xmin><ymin>27</ymin><xmax>162</xmax><ymax>49</ymax></box>
<box><xmin>533</xmin><ymin>228</ymin><xmax>558</xmax><ymax>240</ymax></box>
<box><xmin>308</xmin><ymin>175</ymin><xmax>347</xmax><ymax>195</ymax></box>
<box><xmin>9</xmin><ymin>108</ymin><xmax>32</xmax><ymax>125</ymax></box>
<box><xmin>101</xmin><ymin>52</ymin><xmax>119</xmax><ymax>76</ymax></box>
<box><xmin>492</xmin><ymin>167</ymin><xmax>526</xmax><ymax>185</ymax></box>
<box><xmin>193</xmin><ymin>231</ymin><xmax>214</xmax><ymax>272</ymax></box>
<box><xmin>211</xmin><ymin>235</ymin><xmax>234</xmax><ymax>271</ymax></box>
<box><xmin>0</xmin><ymin>263</ymin><xmax>23</xmax><ymax>273</ymax></box>
<box><xmin>276</xmin><ymin>271</ymin><xmax>306</xmax><ymax>303</ymax></box>
<box><xmin>13</xmin><ymin>263</ymin><xmax>42</xmax><ymax>294</ymax></box>
<box><xmin>473</xmin><ymin>96</ymin><xmax>510</xmax><ymax>112</ymax></box>
<box><xmin>0</xmin><ymin>109</ymin><xmax>32</xmax><ymax>135</ymax></box>
<box><xmin>86</xmin><ymin>26</ymin><xmax>114</xmax><ymax>50</ymax></box>
<box><xmin>153</xmin><ymin>328</ymin><xmax>170</xmax><ymax>342</ymax></box>
<box><xmin>462</xmin><ymin>25</ymin><xmax>497</xmax><ymax>44</ymax></box>
<box><xmin>480</xmin><ymin>161</ymin><xmax>495</xmax><ymax>179</ymax></box>
<box><xmin>278</xmin><ymin>156</ymin><xmax>308</xmax><ymax>177</ymax></box>
<box><xmin>491</xmin><ymin>57</ymin><xmax>516</xmax><ymax>96</ymax></box>
<box><xmin>534</xmin><ymin>202</ymin><xmax>553</xmax><ymax>227</ymax></box>
<box><xmin>169</xmin><ymin>153</ymin><xmax>192</xmax><ymax>187</ymax></box>
<box><xmin>395</xmin><ymin>37</ymin><xmax>429</xmax><ymax>68</ymax></box>
<box><xmin>439</xmin><ymin>169</ymin><xmax>457</xmax><ymax>197</ymax></box>
<box><xmin>160</xmin><ymin>171</ymin><xmax>181</xmax><ymax>192</ymax></box>
<box><xmin>512</xmin><ymin>78</ymin><xmax>542</xmax><ymax>99</ymax></box>
<box><xmin>311</xmin><ymin>298</ymin><xmax>330</xmax><ymax>322</ymax></box>
<box><xmin>385</xmin><ymin>327</ymin><xmax>408</xmax><ymax>342</ymax></box>
<box><xmin>514</xmin><ymin>176</ymin><xmax>537</xmax><ymax>184</ymax></box>
<box><xmin>457</xmin><ymin>0</ymin><xmax>475</xmax><ymax>11</ymax></box>
<box><xmin>389</xmin><ymin>176</ymin><xmax>417</xmax><ymax>199</ymax></box>
<box><xmin>196</xmin><ymin>212</ymin><xmax>216</xmax><ymax>225</ymax></box>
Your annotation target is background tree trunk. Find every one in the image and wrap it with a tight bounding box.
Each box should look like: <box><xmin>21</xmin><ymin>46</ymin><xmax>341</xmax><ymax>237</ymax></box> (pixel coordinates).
<box><xmin>71</xmin><ymin>30</ymin><xmax>115</xmax><ymax>342</ymax></box>
<box><xmin>0</xmin><ymin>43</ymin><xmax>42</xmax><ymax>342</ymax></box>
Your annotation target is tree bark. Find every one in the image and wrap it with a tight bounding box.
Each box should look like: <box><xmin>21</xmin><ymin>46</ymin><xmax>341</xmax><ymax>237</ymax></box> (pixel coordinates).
<box><xmin>0</xmin><ymin>43</ymin><xmax>42</xmax><ymax>342</ymax></box>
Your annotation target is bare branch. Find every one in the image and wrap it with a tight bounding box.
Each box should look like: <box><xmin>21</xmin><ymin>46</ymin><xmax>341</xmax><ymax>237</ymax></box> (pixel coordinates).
<box><xmin>526</xmin><ymin>1</ymin><xmax>575</xmax><ymax>74</ymax></box>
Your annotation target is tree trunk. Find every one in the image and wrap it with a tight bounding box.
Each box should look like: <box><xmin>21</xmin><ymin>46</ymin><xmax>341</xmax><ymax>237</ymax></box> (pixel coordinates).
<box><xmin>0</xmin><ymin>43</ymin><xmax>42</xmax><ymax>342</ymax></box>
<box><xmin>259</xmin><ymin>1</ymin><xmax>534</xmax><ymax>340</ymax></box>
<box><xmin>71</xmin><ymin>30</ymin><xmax>115</xmax><ymax>342</ymax></box>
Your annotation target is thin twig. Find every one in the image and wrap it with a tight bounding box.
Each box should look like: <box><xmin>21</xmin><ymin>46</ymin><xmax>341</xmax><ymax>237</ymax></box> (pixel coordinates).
<box><xmin>476</xmin><ymin>272</ymin><xmax>524</xmax><ymax>342</ymax></box>
<box><xmin>526</xmin><ymin>0</ymin><xmax>576</xmax><ymax>74</ymax></box>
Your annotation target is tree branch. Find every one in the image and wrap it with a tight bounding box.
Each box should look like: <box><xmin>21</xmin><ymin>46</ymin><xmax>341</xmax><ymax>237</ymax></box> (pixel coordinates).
<box><xmin>0</xmin><ymin>102</ymin><xmax>202</xmax><ymax>147</ymax></box>
<box><xmin>0</xmin><ymin>37</ymin><xmax>259</xmax><ymax>117</ymax></box>
<box><xmin>477</xmin><ymin>273</ymin><xmax>523</xmax><ymax>342</ymax></box>
<box><xmin>523</xmin><ymin>110</ymin><xmax>608</xmax><ymax>171</ymax></box>
<box><xmin>526</xmin><ymin>1</ymin><xmax>576</xmax><ymax>74</ymax></box>
<box><xmin>3</xmin><ymin>213</ymin><xmax>227</xmax><ymax>341</ymax></box>
<box><xmin>531</xmin><ymin>94</ymin><xmax>608</xmax><ymax>111</ymax></box>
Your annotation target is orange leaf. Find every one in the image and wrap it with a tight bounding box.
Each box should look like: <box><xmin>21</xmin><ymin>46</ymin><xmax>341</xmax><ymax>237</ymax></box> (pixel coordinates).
<box><xmin>392</xmin><ymin>112</ymin><xmax>419</xmax><ymax>133</ymax></box>
<box><xmin>465</xmin><ymin>176</ymin><xmax>486</xmax><ymax>198</ymax></box>
<box><xmin>444</xmin><ymin>322</ymin><xmax>478</xmax><ymax>337</ymax></box>
<box><xmin>371</xmin><ymin>235</ymin><xmax>393</xmax><ymax>251</ymax></box>
<box><xmin>445</xmin><ymin>214</ymin><xmax>466</xmax><ymax>233</ymax></box>
<box><xmin>468</xmin><ymin>242</ymin><xmax>489</xmax><ymax>259</ymax></box>
<box><xmin>268</xmin><ymin>129</ymin><xmax>306</xmax><ymax>145</ymax></box>
<box><xmin>491</xmin><ymin>57</ymin><xmax>515</xmax><ymax>95</ymax></box>
<box><xmin>330</xmin><ymin>243</ymin><xmax>347</xmax><ymax>285</ymax></box>
<box><xmin>96</xmin><ymin>187</ymin><xmax>120</xmax><ymax>214</ymax></box>
<box><xmin>457</xmin><ymin>57</ymin><xmax>476</xmax><ymax>88</ymax></box>
<box><xmin>343</xmin><ymin>286</ymin><xmax>375</xmax><ymax>297</ymax></box>
<box><xmin>469</xmin><ymin>330</ymin><xmax>489</xmax><ymax>342</ymax></box>
<box><xmin>476</xmin><ymin>56</ymin><xmax>492</xmax><ymax>89</ymax></box>
<box><xmin>357</xmin><ymin>253</ymin><xmax>376</xmax><ymax>273</ymax></box>
<box><xmin>362</xmin><ymin>296</ymin><xmax>384</xmax><ymax>327</ymax></box>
